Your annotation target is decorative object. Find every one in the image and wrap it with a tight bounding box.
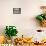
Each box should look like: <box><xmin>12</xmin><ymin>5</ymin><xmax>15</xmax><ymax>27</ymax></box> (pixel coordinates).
<box><xmin>13</xmin><ymin>8</ymin><xmax>21</xmax><ymax>14</ymax></box>
<box><xmin>36</xmin><ymin>30</ymin><xmax>42</xmax><ymax>32</ymax></box>
<box><xmin>36</xmin><ymin>14</ymin><xmax>46</xmax><ymax>27</ymax></box>
<box><xmin>6</xmin><ymin>39</ymin><xmax>12</xmax><ymax>44</ymax></box>
<box><xmin>36</xmin><ymin>6</ymin><xmax>46</xmax><ymax>27</ymax></box>
<box><xmin>5</xmin><ymin>26</ymin><xmax>18</xmax><ymax>44</ymax></box>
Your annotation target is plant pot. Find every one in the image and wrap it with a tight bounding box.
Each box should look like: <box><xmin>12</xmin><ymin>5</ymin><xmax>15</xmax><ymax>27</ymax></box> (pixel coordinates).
<box><xmin>11</xmin><ymin>36</ymin><xmax>17</xmax><ymax>44</ymax></box>
<box><xmin>40</xmin><ymin>20</ymin><xmax>46</xmax><ymax>27</ymax></box>
<box><xmin>7</xmin><ymin>39</ymin><xmax>12</xmax><ymax>44</ymax></box>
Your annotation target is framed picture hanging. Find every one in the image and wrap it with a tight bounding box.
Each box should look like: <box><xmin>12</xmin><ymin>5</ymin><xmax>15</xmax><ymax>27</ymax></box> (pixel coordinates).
<box><xmin>13</xmin><ymin>8</ymin><xmax>21</xmax><ymax>14</ymax></box>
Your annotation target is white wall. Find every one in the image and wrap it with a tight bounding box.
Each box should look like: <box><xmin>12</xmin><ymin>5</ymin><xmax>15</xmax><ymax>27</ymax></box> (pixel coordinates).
<box><xmin>0</xmin><ymin>0</ymin><xmax>46</xmax><ymax>38</ymax></box>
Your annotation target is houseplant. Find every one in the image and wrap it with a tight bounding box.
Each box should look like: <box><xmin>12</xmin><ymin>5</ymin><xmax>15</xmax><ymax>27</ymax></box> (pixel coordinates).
<box><xmin>36</xmin><ymin>14</ymin><xmax>46</xmax><ymax>27</ymax></box>
<box><xmin>5</xmin><ymin>26</ymin><xmax>18</xmax><ymax>43</ymax></box>
<box><xmin>36</xmin><ymin>6</ymin><xmax>46</xmax><ymax>27</ymax></box>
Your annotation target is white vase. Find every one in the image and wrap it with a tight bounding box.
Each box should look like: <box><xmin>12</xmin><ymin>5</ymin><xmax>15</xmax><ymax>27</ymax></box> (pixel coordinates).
<box><xmin>11</xmin><ymin>36</ymin><xmax>17</xmax><ymax>44</ymax></box>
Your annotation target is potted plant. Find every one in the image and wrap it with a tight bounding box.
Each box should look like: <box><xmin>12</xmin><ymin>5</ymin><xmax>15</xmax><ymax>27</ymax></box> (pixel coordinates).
<box><xmin>36</xmin><ymin>6</ymin><xmax>46</xmax><ymax>27</ymax></box>
<box><xmin>5</xmin><ymin>26</ymin><xmax>18</xmax><ymax>43</ymax></box>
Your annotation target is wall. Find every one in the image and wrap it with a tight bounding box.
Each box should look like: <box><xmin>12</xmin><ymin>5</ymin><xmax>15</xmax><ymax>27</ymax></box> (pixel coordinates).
<box><xmin>0</xmin><ymin>0</ymin><xmax>46</xmax><ymax>40</ymax></box>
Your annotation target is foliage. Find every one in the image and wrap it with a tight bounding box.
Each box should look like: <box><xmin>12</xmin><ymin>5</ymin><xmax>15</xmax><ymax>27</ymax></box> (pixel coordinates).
<box><xmin>5</xmin><ymin>26</ymin><xmax>18</xmax><ymax>39</ymax></box>
<box><xmin>36</xmin><ymin>14</ymin><xmax>46</xmax><ymax>21</ymax></box>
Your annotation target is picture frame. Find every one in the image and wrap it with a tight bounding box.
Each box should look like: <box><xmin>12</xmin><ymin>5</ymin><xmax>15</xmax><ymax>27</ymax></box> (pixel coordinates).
<box><xmin>13</xmin><ymin>8</ymin><xmax>21</xmax><ymax>14</ymax></box>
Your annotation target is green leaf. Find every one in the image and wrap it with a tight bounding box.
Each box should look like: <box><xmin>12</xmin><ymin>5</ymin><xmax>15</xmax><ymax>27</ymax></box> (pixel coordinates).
<box><xmin>36</xmin><ymin>15</ymin><xmax>44</xmax><ymax>21</ymax></box>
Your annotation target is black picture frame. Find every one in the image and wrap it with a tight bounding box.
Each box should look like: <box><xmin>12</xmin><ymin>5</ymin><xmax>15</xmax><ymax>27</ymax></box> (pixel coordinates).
<box><xmin>13</xmin><ymin>8</ymin><xmax>21</xmax><ymax>14</ymax></box>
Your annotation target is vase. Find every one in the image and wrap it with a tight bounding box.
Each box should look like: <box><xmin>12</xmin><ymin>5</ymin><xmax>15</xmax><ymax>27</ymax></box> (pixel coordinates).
<box><xmin>7</xmin><ymin>39</ymin><xmax>12</xmax><ymax>44</ymax></box>
<box><xmin>11</xmin><ymin>36</ymin><xmax>17</xmax><ymax>44</ymax></box>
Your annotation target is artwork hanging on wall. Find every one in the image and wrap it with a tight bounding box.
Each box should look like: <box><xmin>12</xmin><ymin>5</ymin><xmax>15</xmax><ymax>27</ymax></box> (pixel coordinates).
<box><xmin>13</xmin><ymin>8</ymin><xmax>21</xmax><ymax>14</ymax></box>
